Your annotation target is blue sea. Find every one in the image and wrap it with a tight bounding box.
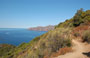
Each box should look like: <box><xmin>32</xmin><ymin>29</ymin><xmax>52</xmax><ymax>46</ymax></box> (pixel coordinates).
<box><xmin>0</xmin><ymin>28</ymin><xmax>46</xmax><ymax>46</ymax></box>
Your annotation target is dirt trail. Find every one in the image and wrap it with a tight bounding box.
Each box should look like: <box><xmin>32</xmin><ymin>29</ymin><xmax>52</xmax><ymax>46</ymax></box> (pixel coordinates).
<box><xmin>56</xmin><ymin>39</ymin><xmax>90</xmax><ymax>58</ymax></box>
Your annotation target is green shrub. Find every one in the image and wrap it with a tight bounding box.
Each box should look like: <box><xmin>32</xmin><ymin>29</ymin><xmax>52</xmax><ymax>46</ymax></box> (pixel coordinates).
<box><xmin>74</xmin><ymin>32</ymin><xmax>80</xmax><ymax>37</ymax></box>
<box><xmin>82</xmin><ymin>30</ymin><xmax>90</xmax><ymax>43</ymax></box>
<box><xmin>73</xmin><ymin>9</ymin><xmax>84</xmax><ymax>27</ymax></box>
<box><xmin>84</xmin><ymin>16</ymin><xmax>90</xmax><ymax>22</ymax></box>
<box><xmin>0</xmin><ymin>44</ymin><xmax>16</xmax><ymax>57</ymax></box>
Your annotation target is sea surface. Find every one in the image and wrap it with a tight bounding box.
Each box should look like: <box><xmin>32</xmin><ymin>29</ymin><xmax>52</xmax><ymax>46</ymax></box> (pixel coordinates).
<box><xmin>0</xmin><ymin>28</ymin><xmax>46</xmax><ymax>46</ymax></box>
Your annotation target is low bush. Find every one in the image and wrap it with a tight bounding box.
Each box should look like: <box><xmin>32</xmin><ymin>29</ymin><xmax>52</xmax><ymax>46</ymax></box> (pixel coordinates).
<box><xmin>74</xmin><ymin>32</ymin><xmax>80</xmax><ymax>37</ymax></box>
<box><xmin>82</xmin><ymin>30</ymin><xmax>90</xmax><ymax>43</ymax></box>
<box><xmin>0</xmin><ymin>44</ymin><xmax>16</xmax><ymax>57</ymax></box>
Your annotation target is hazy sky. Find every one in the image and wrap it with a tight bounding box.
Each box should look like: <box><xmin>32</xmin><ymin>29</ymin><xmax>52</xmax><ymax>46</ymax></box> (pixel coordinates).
<box><xmin>0</xmin><ymin>0</ymin><xmax>90</xmax><ymax>28</ymax></box>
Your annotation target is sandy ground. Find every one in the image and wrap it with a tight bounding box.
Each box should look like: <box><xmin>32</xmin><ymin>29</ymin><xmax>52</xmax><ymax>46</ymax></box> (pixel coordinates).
<box><xmin>56</xmin><ymin>39</ymin><xmax>90</xmax><ymax>58</ymax></box>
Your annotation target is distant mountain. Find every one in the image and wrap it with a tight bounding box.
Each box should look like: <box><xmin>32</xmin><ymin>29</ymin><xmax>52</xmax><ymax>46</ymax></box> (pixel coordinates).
<box><xmin>29</xmin><ymin>25</ymin><xmax>55</xmax><ymax>31</ymax></box>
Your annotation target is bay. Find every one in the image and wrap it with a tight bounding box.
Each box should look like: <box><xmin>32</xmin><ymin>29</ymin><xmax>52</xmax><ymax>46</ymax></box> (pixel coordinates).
<box><xmin>0</xmin><ymin>28</ymin><xmax>46</xmax><ymax>46</ymax></box>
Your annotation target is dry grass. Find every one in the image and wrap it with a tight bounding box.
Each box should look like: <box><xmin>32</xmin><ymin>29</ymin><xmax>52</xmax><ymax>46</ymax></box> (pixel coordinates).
<box><xmin>44</xmin><ymin>47</ymin><xmax>72</xmax><ymax>58</ymax></box>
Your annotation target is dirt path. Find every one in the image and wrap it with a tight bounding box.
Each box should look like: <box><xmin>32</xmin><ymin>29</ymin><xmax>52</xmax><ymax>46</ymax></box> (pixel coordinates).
<box><xmin>56</xmin><ymin>39</ymin><xmax>90</xmax><ymax>58</ymax></box>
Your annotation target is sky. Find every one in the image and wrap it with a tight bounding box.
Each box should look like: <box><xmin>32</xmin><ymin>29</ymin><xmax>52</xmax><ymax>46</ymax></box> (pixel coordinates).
<box><xmin>0</xmin><ymin>0</ymin><xmax>90</xmax><ymax>28</ymax></box>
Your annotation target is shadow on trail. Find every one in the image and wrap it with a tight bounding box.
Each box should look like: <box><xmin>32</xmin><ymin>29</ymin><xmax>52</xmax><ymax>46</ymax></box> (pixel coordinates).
<box><xmin>83</xmin><ymin>52</ymin><xmax>90</xmax><ymax>57</ymax></box>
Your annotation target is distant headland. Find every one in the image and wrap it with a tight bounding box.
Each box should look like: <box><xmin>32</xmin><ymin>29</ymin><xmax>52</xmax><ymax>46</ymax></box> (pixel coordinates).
<box><xmin>29</xmin><ymin>25</ymin><xmax>55</xmax><ymax>31</ymax></box>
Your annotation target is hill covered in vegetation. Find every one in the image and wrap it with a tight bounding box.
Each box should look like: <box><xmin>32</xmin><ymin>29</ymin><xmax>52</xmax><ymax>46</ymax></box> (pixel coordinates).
<box><xmin>0</xmin><ymin>9</ymin><xmax>90</xmax><ymax>58</ymax></box>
